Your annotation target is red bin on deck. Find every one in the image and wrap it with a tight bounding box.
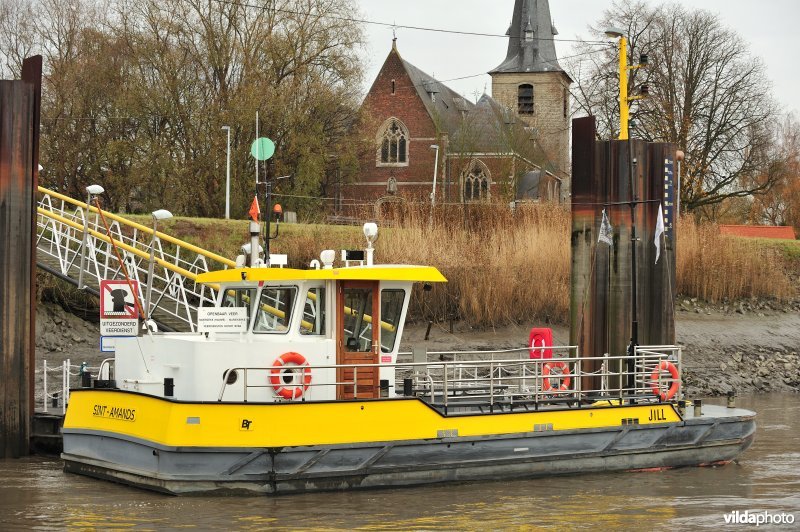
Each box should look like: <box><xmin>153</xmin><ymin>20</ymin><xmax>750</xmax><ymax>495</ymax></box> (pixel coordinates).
<box><xmin>529</xmin><ymin>327</ymin><xmax>553</xmax><ymax>359</ymax></box>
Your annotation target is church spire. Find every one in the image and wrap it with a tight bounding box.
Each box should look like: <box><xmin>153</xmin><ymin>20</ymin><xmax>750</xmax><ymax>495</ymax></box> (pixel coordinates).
<box><xmin>490</xmin><ymin>0</ymin><xmax>563</xmax><ymax>74</ymax></box>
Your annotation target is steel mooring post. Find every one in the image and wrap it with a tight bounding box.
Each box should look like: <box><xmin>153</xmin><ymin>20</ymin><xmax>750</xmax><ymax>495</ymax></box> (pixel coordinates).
<box><xmin>0</xmin><ymin>56</ymin><xmax>41</xmax><ymax>458</ymax></box>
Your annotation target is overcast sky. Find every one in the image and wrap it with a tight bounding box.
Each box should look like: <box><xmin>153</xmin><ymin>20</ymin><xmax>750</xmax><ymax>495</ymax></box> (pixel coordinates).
<box><xmin>357</xmin><ymin>0</ymin><xmax>800</xmax><ymax>116</ymax></box>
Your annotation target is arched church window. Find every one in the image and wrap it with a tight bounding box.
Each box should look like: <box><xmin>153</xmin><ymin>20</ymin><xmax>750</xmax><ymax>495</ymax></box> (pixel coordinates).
<box><xmin>518</xmin><ymin>84</ymin><xmax>534</xmax><ymax>115</ymax></box>
<box><xmin>377</xmin><ymin>118</ymin><xmax>409</xmax><ymax>166</ymax></box>
<box><xmin>462</xmin><ymin>160</ymin><xmax>491</xmax><ymax>202</ymax></box>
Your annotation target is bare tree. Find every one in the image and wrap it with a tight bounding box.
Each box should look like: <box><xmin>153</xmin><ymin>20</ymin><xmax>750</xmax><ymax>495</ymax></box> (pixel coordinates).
<box><xmin>569</xmin><ymin>1</ymin><xmax>782</xmax><ymax>218</ymax></box>
<box><xmin>0</xmin><ymin>0</ymin><xmax>37</xmax><ymax>77</ymax></box>
<box><xmin>748</xmin><ymin>113</ymin><xmax>800</xmax><ymax>228</ymax></box>
<box><xmin>1</xmin><ymin>0</ymin><xmax>365</xmax><ymax>217</ymax></box>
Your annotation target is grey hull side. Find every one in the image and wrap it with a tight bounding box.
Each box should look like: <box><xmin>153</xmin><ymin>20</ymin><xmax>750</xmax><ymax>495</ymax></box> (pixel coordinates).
<box><xmin>61</xmin><ymin>405</ymin><xmax>756</xmax><ymax>495</ymax></box>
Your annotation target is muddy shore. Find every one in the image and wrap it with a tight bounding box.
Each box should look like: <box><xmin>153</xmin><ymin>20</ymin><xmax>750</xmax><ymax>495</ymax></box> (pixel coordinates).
<box><xmin>35</xmin><ymin>300</ymin><xmax>800</xmax><ymax>403</ymax></box>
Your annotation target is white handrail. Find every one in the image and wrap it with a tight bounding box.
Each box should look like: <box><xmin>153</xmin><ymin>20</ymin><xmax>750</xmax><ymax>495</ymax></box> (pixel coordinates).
<box><xmin>36</xmin><ymin>188</ymin><xmax>229</xmax><ymax>332</ymax></box>
<box><xmin>218</xmin><ymin>347</ymin><xmax>683</xmax><ymax>405</ymax></box>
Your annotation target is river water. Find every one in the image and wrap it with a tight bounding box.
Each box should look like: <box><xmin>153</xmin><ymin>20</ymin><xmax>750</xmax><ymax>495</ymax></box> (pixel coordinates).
<box><xmin>1</xmin><ymin>394</ymin><xmax>797</xmax><ymax>530</ymax></box>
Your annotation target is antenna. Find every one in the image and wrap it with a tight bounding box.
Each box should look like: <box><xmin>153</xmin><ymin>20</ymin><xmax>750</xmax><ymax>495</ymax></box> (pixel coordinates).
<box><xmin>255</xmin><ymin>110</ymin><xmax>259</xmax><ymax>190</ymax></box>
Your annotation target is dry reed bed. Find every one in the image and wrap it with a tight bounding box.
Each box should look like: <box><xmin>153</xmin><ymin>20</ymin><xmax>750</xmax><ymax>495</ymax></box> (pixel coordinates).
<box><xmin>375</xmin><ymin>205</ymin><xmax>571</xmax><ymax>327</ymax></box>
<box><xmin>676</xmin><ymin>217</ymin><xmax>795</xmax><ymax>303</ymax></box>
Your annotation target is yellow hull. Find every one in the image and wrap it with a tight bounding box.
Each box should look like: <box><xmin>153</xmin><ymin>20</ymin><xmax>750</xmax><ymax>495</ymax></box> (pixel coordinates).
<box><xmin>64</xmin><ymin>389</ymin><xmax>681</xmax><ymax>448</ymax></box>
<box><xmin>61</xmin><ymin>390</ymin><xmax>756</xmax><ymax>495</ymax></box>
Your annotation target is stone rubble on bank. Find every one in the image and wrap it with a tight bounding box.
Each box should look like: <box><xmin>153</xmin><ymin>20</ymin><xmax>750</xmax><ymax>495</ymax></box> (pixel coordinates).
<box><xmin>682</xmin><ymin>347</ymin><xmax>800</xmax><ymax>397</ymax></box>
<box><xmin>677</xmin><ymin>297</ymin><xmax>800</xmax><ymax>316</ymax></box>
<box><xmin>676</xmin><ymin>297</ymin><xmax>800</xmax><ymax>396</ymax></box>
<box><xmin>36</xmin><ymin>302</ymin><xmax>100</xmax><ymax>353</ymax></box>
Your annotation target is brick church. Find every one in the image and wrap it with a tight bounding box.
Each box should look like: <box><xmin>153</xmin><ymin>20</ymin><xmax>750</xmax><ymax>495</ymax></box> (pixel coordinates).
<box><xmin>342</xmin><ymin>0</ymin><xmax>572</xmax><ymax>209</ymax></box>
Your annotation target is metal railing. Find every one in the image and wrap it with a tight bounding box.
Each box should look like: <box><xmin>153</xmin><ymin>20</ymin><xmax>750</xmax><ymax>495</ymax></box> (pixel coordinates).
<box><xmin>217</xmin><ymin>345</ymin><xmax>683</xmax><ymax>407</ymax></box>
<box><xmin>41</xmin><ymin>358</ymin><xmax>111</xmax><ymax>413</ymax></box>
<box><xmin>36</xmin><ymin>187</ymin><xmax>234</xmax><ymax>331</ymax></box>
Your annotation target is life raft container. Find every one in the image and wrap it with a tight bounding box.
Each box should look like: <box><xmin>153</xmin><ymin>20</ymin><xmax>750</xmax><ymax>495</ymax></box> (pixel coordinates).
<box><xmin>542</xmin><ymin>360</ymin><xmax>571</xmax><ymax>393</ymax></box>
<box><xmin>649</xmin><ymin>360</ymin><xmax>680</xmax><ymax>401</ymax></box>
<box><xmin>270</xmin><ymin>352</ymin><xmax>312</xmax><ymax>400</ymax></box>
<box><xmin>529</xmin><ymin>327</ymin><xmax>553</xmax><ymax>359</ymax></box>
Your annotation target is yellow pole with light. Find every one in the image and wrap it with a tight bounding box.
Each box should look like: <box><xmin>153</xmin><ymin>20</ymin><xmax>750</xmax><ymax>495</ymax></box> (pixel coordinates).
<box><xmin>618</xmin><ymin>35</ymin><xmax>629</xmax><ymax>140</ymax></box>
<box><xmin>607</xmin><ymin>28</ymin><xmax>647</xmax><ymax>140</ymax></box>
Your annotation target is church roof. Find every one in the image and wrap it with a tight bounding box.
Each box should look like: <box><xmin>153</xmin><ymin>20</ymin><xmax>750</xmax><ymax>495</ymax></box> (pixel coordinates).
<box><xmin>490</xmin><ymin>0</ymin><xmax>567</xmax><ymax>76</ymax></box>
<box><xmin>450</xmin><ymin>94</ymin><xmax>514</xmax><ymax>153</ymax></box>
<box><xmin>401</xmin><ymin>58</ymin><xmax>476</xmax><ymax>136</ymax></box>
<box><xmin>400</xmin><ymin>58</ymin><xmax>529</xmax><ymax>154</ymax></box>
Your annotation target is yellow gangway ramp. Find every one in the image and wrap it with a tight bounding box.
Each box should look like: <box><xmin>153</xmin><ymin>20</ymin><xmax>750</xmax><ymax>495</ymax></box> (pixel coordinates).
<box><xmin>36</xmin><ymin>186</ymin><xmax>235</xmax><ymax>332</ymax></box>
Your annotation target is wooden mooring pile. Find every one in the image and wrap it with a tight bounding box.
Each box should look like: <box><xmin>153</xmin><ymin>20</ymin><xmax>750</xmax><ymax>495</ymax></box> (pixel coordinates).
<box><xmin>0</xmin><ymin>56</ymin><xmax>41</xmax><ymax>458</ymax></box>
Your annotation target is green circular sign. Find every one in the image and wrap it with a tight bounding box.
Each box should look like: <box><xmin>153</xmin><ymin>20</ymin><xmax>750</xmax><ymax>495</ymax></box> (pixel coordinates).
<box><xmin>250</xmin><ymin>137</ymin><xmax>275</xmax><ymax>161</ymax></box>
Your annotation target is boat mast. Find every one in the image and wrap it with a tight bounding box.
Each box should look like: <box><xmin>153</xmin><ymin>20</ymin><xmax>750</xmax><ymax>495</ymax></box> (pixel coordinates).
<box><xmin>251</xmin><ymin>111</ymin><xmax>262</xmax><ymax>266</ymax></box>
<box><xmin>253</xmin><ymin>111</ymin><xmax>279</xmax><ymax>263</ymax></box>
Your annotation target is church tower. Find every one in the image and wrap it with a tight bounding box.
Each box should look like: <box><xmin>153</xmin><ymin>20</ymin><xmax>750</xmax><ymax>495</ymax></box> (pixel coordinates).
<box><xmin>490</xmin><ymin>0</ymin><xmax>572</xmax><ymax>175</ymax></box>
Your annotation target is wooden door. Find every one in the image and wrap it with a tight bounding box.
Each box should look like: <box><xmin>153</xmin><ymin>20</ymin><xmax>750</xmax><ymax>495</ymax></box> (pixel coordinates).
<box><xmin>337</xmin><ymin>281</ymin><xmax>380</xmax><ymax>399</ymax></box>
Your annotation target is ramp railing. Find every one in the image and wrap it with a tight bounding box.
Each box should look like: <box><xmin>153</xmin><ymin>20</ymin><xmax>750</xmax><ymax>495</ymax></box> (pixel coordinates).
<box><xmin>36</xmin><ymin>187</ymin><xmax>236</xmax><ymax>331</ymax></box>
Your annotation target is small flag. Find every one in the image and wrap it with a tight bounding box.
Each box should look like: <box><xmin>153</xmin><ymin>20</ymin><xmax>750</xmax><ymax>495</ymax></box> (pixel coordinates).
<box><xmin>654</xmin><ymin>202</ymin><xmax>665</xmax><ymax>264</ymax></box>
<box><xmin>598</xmin><ymin>209</ymin><xmax>613</xmax><ymax>246</ymax></box>
<box><xmin>248</xmin><ymin>196</ymin><xmax>260</xmax><ymax>222</ymax></box>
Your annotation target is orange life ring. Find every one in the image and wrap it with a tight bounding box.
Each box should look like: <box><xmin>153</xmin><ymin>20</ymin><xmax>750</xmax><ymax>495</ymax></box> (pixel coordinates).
<box><xmin>270</xmin><ymin>352</ymin><xmax>312</xmax><ymax>400</ymax></box>
<box><xmin>542</xmin><ymin>361</ymin><xmax>571</xmax><ymax>393</ymax></box>
<box><xmin>649</xmin><ymin>360</ymin><xmax>680</xmax><ymax>401</ymax></box>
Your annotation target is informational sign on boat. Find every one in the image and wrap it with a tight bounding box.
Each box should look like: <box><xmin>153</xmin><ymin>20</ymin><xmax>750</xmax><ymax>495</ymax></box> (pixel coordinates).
<box><xmin>100</xmin><ymin>280</ymin><xmax>140</xmax><ymax>338</ymax></box>
<box><xmin>197</xmin><ymin>307</ymin><xmax>248</xmax><ymax>333</ymax></box>
<box><xmin>100</xmin><ymin>320</ymin><xmax>138</xmax><ymax>337</ymax></box>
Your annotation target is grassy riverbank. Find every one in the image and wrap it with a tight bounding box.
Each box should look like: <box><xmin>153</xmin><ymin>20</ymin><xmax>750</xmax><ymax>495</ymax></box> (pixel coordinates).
<box><xmin>122</xmin><ymin>204</ymin><xmax>798</xmax><ymax>327</ymax></box>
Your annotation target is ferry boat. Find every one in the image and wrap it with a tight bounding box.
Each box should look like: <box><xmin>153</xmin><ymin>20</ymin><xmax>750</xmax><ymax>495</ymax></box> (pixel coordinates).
<box><xmin>61</xmin><ymin>223</ymin><xmax>756</xmax><ymax>495</ymax></box>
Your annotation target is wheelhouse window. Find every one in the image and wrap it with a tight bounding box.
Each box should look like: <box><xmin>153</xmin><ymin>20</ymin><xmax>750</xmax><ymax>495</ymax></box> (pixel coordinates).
<box><xmin>253</xmin><ymin>286</ymin><xmax>296</xmax><ymax>334</ymax></box>
<box><xmin>462</xmin><ymin>160</ymin><xmax>491</xmax><ymax>202</ymax></box>
<box><xmin>518</xmin><ymin>84</ymin><xmax>534</xmax><ymax>115</ymax></box>
<box><xmin>377</xmin><ymin>118</ymin><xmax>409</xmax><ymax>166</ymax></box>
<box><xmin>380</xmin><ymin>289</ymin><xmax>406</xmax><ymax>353</ymax></box>
<box><xmin>299</xmin><ymin>286</ymin><xmax>326</xmax><ymax>335</ymax></box>
<box><xmin>221</xmin><ymin>288</ymin><xmax>256</xmax><ymax>322</ymax></box>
